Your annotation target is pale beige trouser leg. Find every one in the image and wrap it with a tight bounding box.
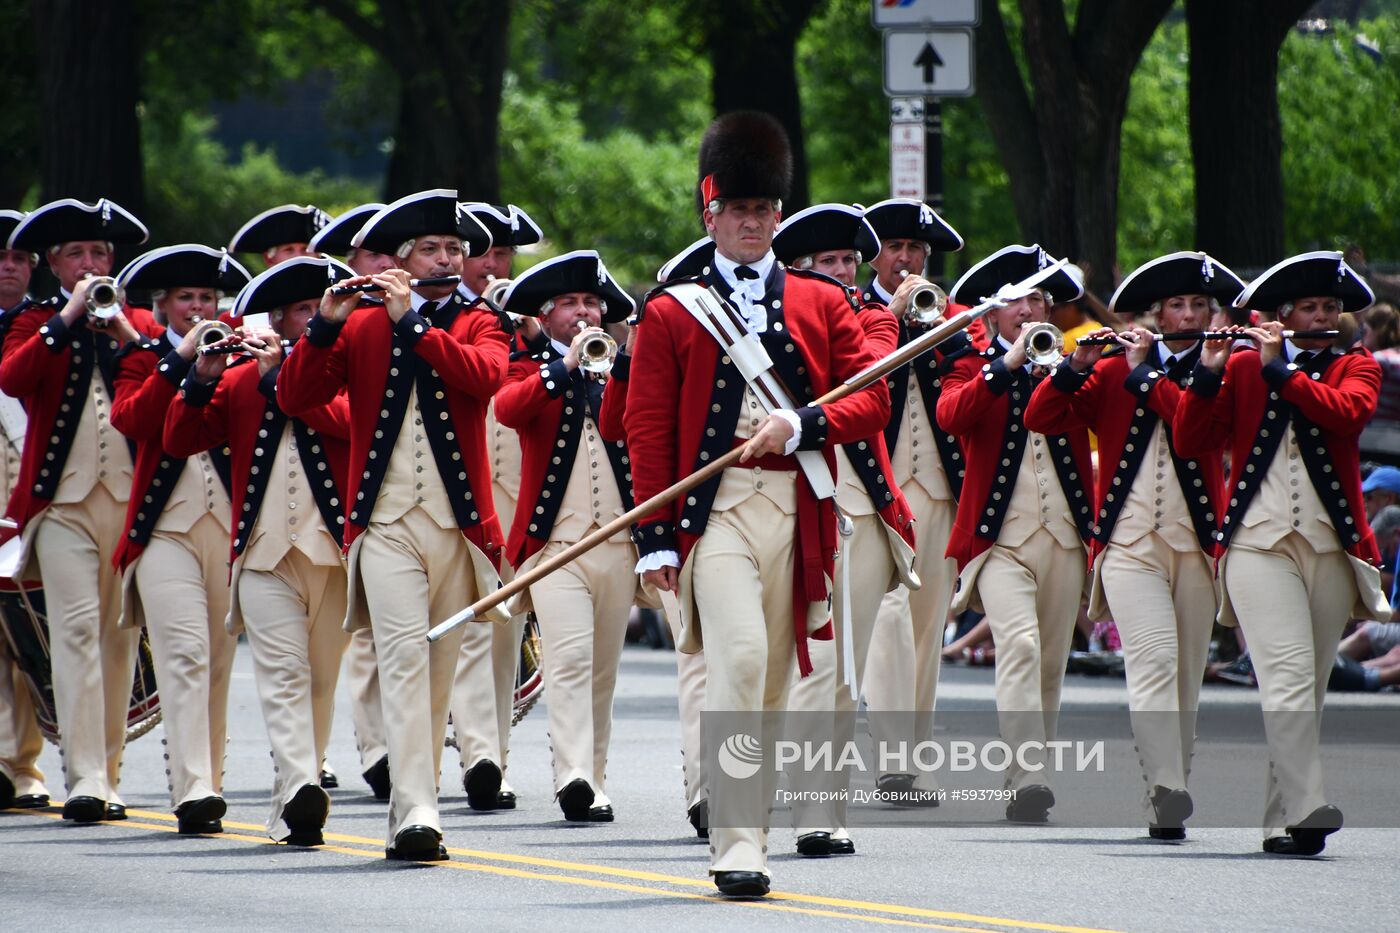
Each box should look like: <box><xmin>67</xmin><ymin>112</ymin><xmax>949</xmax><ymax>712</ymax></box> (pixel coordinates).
<box><xmin>530</xmin><ymin>538</ymin><xmax>635</xmax><ymax>808</ymax></box>
<box><xmin>36</xmin><ymin>489</ymin><xmax>139</xmax><ymax>804</ymax></box>
<box><xmin>1223</xmin><ymin>534</ymin><xmax>1353</xmax><ymax>838</ymax></box>
<box><xmin>660</xmin><ymin>588</ymin><xmax>708</xmax><ymax>810</ymax></box>
<box><xmin>975</xmin><ymin>529</ymin><xmax>1084</xmax><ymax>791</ymax></box>
<box><xmin>451</xmin><ymin>611</ymin><xmax>501</xmax><ymax>776</ymax></box>
<box><xmin>788</xmin><ymin>512</ymin><xmax>893</xmax><ymax>836</ymax></box>
<box><xmin>865</xmin><ymin>488</ymin><xmax>957</xmax><ymax>790</ymax></box>
<box><xmin>693</xmin><ymin>497</ymin><xmax>797</xmax><ymax>878</ymax></box>
<box><xmin>0</xmin><ymin>651</ymin><xmax>47</xmax><ymax>797</ymax></box>
<box><xmin>135</xmin><ymin>514</ymin><xmax>236</xmax><ymax>808</ymax></box>
<box><xmin>1100</xmin><ymin>534</ymin><xmax>1215</xmax><ymax>818</ymax></box>
<box><xmin>343</xmin><ymin>628</ymin><xmax>388</xmax><ymax>772</ymax></box>
<box><xmin>239</xmin><ymin>549</ymin><xmax>349</xmax><ymax>837</ymax></box>
<box><xmin>359</xmin><ymin>510</ymin><xmax>472</xmax><ymax>844</ymax></box>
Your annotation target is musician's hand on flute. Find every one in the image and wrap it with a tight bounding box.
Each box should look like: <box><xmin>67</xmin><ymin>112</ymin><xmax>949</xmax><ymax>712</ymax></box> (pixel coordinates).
<box><xmin>320</xmin><ymin>278</ymin><xmax>367</xmax><ymax>323</ymax></box>
<box><xmin>1122</xmin><ymin>325</ymin><xmax>1155</xmax><ymax>368</ymax></box>
<box><xmin>376</xmin><ymin>270</ymin><xmax>413</xmax><ymax>323</ymax></box>
<box><xmin>1247</xmin><ymin>320</ymin><xmax>1286</xmax><ymax>366</ymax></box>
<box><xmin>643</xmin><ymin>566</ymin><xmax>679</xmax><ymax>594</ymax></box>
<box><xmin>192</xmin><ymin>338</ymin><xmax>232</xmax><ymax>383</ymax></box>
<box><xmin>240</xmin><ymin>327</ymin><xmax>285</xmax><ymax>376</ymax></box>
<box><xmin>1069</xmin><ymin>326</ymin><xmax>1114</xmax><ymax>372</ymax></box>
<box><xmin>739</xmin><ymin>414</ymin><xmax>796</xmax><ymax>463</ymax></box>
<box><xmin>1200</xmin><ymin>325</ymin><xmax>1242</xmax><ymax>373</ymax></box>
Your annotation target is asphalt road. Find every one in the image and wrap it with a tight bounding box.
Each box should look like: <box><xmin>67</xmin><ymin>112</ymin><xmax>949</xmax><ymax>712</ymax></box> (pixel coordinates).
<box><xmin>4</xmin><ymin>644</ymin><xmax>1398</xmax><ymax>933</ymax></box>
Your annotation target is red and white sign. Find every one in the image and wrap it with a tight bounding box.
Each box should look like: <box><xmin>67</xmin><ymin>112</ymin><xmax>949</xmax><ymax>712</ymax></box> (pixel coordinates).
<box><xmin>890</xmin><ymin>123</ymin><xmax>925</xmax><ymax>200</ymax></box>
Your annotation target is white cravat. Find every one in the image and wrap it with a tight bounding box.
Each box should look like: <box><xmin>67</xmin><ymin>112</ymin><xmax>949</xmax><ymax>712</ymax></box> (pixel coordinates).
<box><xmin>713</xmin><ymin>250</ymin><xmax>775</xmax><ymax>335</ymax></box>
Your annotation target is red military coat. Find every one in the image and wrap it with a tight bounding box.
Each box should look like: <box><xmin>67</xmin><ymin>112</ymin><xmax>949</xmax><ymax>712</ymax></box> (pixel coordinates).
<box><xmin>936</xmin><ymin>340</ymin><xmax>1095</xmax><ymax>569</ymax></box>
<box><xmin>163</xmin><ymin>355</ymin><xmax>351</xmax><ymax>571</ymax></box>
<box><xmin>1025</xmin><ymin>348</ymin><xmax>1225</xmax><ymax>563</ymax></box>
<box><xmin>0</xmin><ymin>300</ymin><xmax>161</xmax><ymax>531</ymax></box>
<box><xmin>624</xmin><ymin>267</ymin><xmax>892</xmax><ymax>674</ymax></box>
<box><xmin>275</xmin><ymin>295</ymin><xmax>510</xmax><ymax>565</ymax></box>
<box><xmin>1172</xmin><ymin>344</ymin><xmax>1381</xmax><ymax>565</ymax></box>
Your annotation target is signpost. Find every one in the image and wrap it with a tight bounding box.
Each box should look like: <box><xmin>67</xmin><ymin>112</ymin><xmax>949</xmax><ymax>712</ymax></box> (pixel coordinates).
<box><xmin>874</xmin><ymin>0</ymin><xmax>979</xmax><ymax>283</ymax></box>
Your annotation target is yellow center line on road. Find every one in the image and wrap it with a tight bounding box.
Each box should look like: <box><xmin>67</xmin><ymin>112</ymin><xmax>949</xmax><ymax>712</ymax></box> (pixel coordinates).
<box><xmin>34</xmin><ymin>805</ymin><xmax>1123</xmax><ymax>933</ymax></box>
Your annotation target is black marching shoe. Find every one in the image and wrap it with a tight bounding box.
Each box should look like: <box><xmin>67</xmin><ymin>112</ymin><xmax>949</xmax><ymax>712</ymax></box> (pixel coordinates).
<box><xmin>105</xmin><ymin>803</ymin><xmax>127</xmax><ymax>821</ymax></box>
<box><xmin>362</xmin><ymin>755</ymin><xmax>391</xmax><ymax>801</ymax></box>
<box><xmin>62</xmin><ymin>796</ymin><xmax>106</xmax><ymax>823</ymax></box>
<box><xmin>319</xmin><ymin>765</ymin><xmax>339</xmax><ymax>789</ymax></box>
<box><xmin>464</xmin><ymin>759</ymin><xmax>504</xmax><ymax>812</ymax></box>
<box><xmin>687</xmin><ymin>799</ymin><xmax>709</xmax><ymax>839</ymax></box>
<box><xmin>0</xmin><ymin>771</ymin><xmax>13</xmax><ymax>809</ymax></box>
<box><xmin>1148</xmin><ymin>786</ymin><xmax>1192</xmax><ymax>841</ymax></box>
<box><xmin>14</xmin><ymin>793</ymin><xmax>51</xmax><ymax>810</ymax></box>
<box><xmin>797</xmin><ymin>831</ymin><xmax>835</xmax><ymax>857</ymax></box>
<box><xmin>714</xmin><ymin>871</ymin><xmax>770</xmax><ymax>899</ymax></box>
<box><xmin>175</xmin><ymin>796</ymin><xmax>227</xmax><ymax>835</ymax></box>
<box><xmin>386</xmin><ymin>824</ymin><xmax>447</xmax><ymax>862</ymax></box>
<box><xmin>829</xmin><ymin>836</ymin><xmax>856</xmax><ymax>855</ymax></box>
<box><xmin>588</xmin><ymin>805</ymin><xmax>614</xmax><ymax>823</ymax></box>
<box><xmin>282</xmin><ymin>783</ymin><xmax>330</xmax><ymax>847</ymax></box>
<box><xmin>557</xmin><ymin>779</ymin><xmax>595</xmax><ymax>823</ymax></box>
<box><xmin>1263</xmin><ymin>805</ymin><xmax>1343</xmax><ymax>857</ymax></box>
<box><xmin>495</xmin><ymin>790</ymin><xmax>517</xmax><ymax>810</ymax></box>
<box><xmin>1005</xmin><ymin>785</ymin><xmax>1055</xmax><ymax>824</ymax></box>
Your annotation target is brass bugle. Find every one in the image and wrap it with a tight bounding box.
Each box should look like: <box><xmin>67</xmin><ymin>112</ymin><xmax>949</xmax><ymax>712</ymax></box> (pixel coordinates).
<box><xmin>1023</xmin><ymin>321</ymin><xmax>1064</xmax><ymax>367</ymax></box>
<box><xmin>898</xmin><ymin>270</ymin><xmax>948</xmax><ymax>324</ymax></box>
<box><xmin>84</xmin><ymin>275</ymin><xmax>125</xmax><ymax>320</ymax></box>
<box><xmin>577</xmin><ymin>320</ymin><xmax>617</xmax><ymax>375</ymax></box>
<box><xmin>329</xmin><ymin>274</ymin><xmax>461</xmax><ymax>296</ymax></box>
<box><xmin>1074</xmin><ymin>328</ymin><xmax>1341</xmax><ymax>347</ymax></box>
<box><xmin>189</xmin><ymin>319</ymin><xmax>235</xmax><ymax>347</ymax></box>
<box><xmin>483</xmin><ymin>275</ymin><xmax>513</xmax><ymax>306</ymax></box>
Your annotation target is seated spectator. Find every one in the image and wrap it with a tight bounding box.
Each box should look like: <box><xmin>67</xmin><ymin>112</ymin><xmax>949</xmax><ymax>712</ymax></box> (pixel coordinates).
<box><xmin>1370</xmin><ymin>503</ymin><xmax>1400</xmax><ymax>597</ymax></box>
<box><xmin>1330</xmin><ymin>621</ymin><xmax>1400</xmax><ymax>692</ymax></box>
<box><xmin>1361</xmin><ymin>302</ymin><xmax>1400</xmax><ymax>424</ymax></box>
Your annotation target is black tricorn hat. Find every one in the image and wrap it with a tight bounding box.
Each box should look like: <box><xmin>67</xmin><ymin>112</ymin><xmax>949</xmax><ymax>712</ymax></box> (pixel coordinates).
<box><xmin>1108</xmin><ymin>251</ymin><xmax>1246</xmax><ymax>315</ymax></box>
<box><xmin>116</xmin><ymin>244</ymin><xmax>251</xmax><ymax>293</ymax></box>
<box><xmin>0</xmin><ymin>210</ymin><xmax>26</xmax><ymax>247</ymax></box>
<box><xmin>656</xmin><ymin>236</ymin><xmax>716</xmax><ymax>283</ymax></box>
<box><xmin>232</xmin><ymin>256</ymin><xmax>355</xmax><ymax>319</ymax></box>
<box><xmin>696</xmin><ymin>111</ymin><xmax>793</xmax><ymax>213</ymax></box>
<box><xmin>500</xmin><ymin>250</ymin><xmax>635</xmax><ymax>323</ymax></box>
<box><xmin>862</xmin><ymin>198</ymin><xmax>964</xmax><ymax>253</ymax></box>
<box><xmin>352</xmin><ymin>189</ymin><xmax>492</xmax><ymax>257</ymax></box>
<box><xmin>228</xmin><ymin>204</ymin><xmax>330</xmax><ymax>254</ymax></box>
<box><xmin>950</xmin><ymin>244</ymin><xmax>1084</xmax><ymax>306</ymax></box>
<box><xmin>460</xmin><ymin>202</ymin><xmax>544</xmax><ymax>248</ymax></box>
<box><xmin>7</xmin><ymin>198</ymin><xmax>148</xmax><ymax>252</ymax></box>
<box><xmin>773</xmin><ymin>203</ymin><xmax>881</xmax><ymax>266</ymax></box>
<box><xmin>308</xmin><ymin>203</ymin><xmax>386</xmax><ymax>256</ymax></box>
<box><xmin>1235</xmin><ymin>250</ymin><xmax>1374</xmax><ymax>314</ymax></box>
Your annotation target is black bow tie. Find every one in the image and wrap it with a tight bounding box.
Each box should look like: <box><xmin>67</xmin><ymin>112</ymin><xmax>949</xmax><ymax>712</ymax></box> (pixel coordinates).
<box><xmin>733</xmin><ymin>265</ymin><xmax>761</xmax><ymax>281</ymax></box>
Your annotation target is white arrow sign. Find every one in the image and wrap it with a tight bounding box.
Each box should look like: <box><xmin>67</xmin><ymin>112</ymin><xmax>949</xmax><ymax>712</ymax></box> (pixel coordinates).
<box><xmin>883</xmin><ymin>28</ymin><xmax>975</xmax><ymax>97</ymax></box>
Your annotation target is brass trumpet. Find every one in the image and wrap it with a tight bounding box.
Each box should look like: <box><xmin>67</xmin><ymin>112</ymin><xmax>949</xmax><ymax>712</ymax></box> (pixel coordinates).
<box><xmin>189</xmin><ymin>319</ymin><xmax>235</xmax><ymax>349</ymax></box>
<box><xmin>577</xmin><ymin>320</ymin><xmax>617</xmax><ymax>376</ymax></box>
<box><xmin>898</xmin><ymin>270</ymin><xmax>949</xmax><ymax>325</ymax></box>
<box><xmin>1023</xmin><ymin>322</ymin><xmax>1065</xmax><ymax>367</ymax></box>
<box><xmin>84</xmin><ymin>275</ymin><xmax>125</xmax><ymax>322</ymax></box>
<box><xmin>483</xmin><ymin>275</ymin><xmax>513</xmax><ymax>306</ymax></box>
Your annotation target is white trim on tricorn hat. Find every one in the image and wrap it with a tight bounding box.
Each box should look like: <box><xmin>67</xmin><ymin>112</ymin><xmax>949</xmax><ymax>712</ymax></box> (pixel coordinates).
<box><xmin>231</xmin><ymin>255</ymin><xmax>354</xmax><ymax>319</ymax></box>
<box><xmin>773</xmin><ymin>203</ymin><xmax>881</xmax><ymax>266</ymax></box>
<box><xmin>308</xmin><ymin>204</ymin><xmax>387</xmax><ymax>255</ymax></box>
<box><xmin>950</xmin><ymin>243</ymin><xmax>1083</xmax><ymax>306</ymax></box>
<box><xmin>227</xmin><ymin>204</ymin><xmax>330</xmax><ymax>254</ymax></box>
<box><xmin>862</xmin><ymin>197</ymin><xmax>964</xmax><ymax>253</ymax></box>
<box><xmin>1108</xmin><ymin>250</ymin><xmax>1246</xmax><ymax>315</ymax></box>
<box><xmin>657</xmin><ymin>237</ymin><xmax>715</xmax><ymax>283</ymax></box>
<box><xmin>351</xmin><ymin>189</ymin><xmax>492</xmax><ymax>257</ymax></box>
<box><xmin>116</xmin><ymin>244</ymin><xmax>251</xmax><ymax>293</ymax></box>
<box><xmin>500</xmin><ymin>249</ymin><xmax>634</xmax><ymax>323</ymax></box>
<box><xmin>1235</xmin><ymin>249</ymin><xmax>1374</xmax><ymax>313</ymax></box>
<box><xmin>7</xmin><ymin>198</ymin><xmax>149</xmax><ymax>252</ymax></box>
<box><xmin>459</xmin><ymin>202</ymin><xmax>544</xmax><ymax>248</ymax></box>
<box><xmin>0</xmin><ymin>210</ymin><xmax>26</xmax><ymax>246</ymax></box>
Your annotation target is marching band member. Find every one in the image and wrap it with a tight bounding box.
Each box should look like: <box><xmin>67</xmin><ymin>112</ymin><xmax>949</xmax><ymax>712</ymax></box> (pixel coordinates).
<box><xmin>164</xmin><ymin>257</ymin><xmax>355</xmax><ymax>845</ymax></box>
<box><xmin>0</xmin><ymin>209</ymin><xmax>48</xmax><ymax>811</ymax></box>
<box><xmin>1173</xmin><ymin>251</ymin><xmax>1388</xmax><ymax>856</ymax></box>
<box><xmin>1</xmin><ymin>199</ymin><xmax>158</xmax><ymax>822</ymax></box>
<box><xmin>109</xmin><ymin>245</ymin><xmax>250</xmax><ymax>834</ymax></box>
<box><xmin>937</xmin><ymin>245</ymin><xmax>1092</xmax><ymax>824</ymax></box>
<box><xmin>306</xmin><ymin>203</ymin><xmax>395</xmax><ymax>799</ymax></box>
<box><xmin>277</xmin><ymin>189</ymin><xmax>509</xmax><ymax>862</ymax></box>
<box><xmin>625</xmin><ymin>112</ymin><xmax>890</xmax><ymax>897</ymax></box>
<box><xmin>1025</xmin><ymin>252</ymin><xmax>1243</xmax><ymax>839</ymax></box>
<box><xmin>858</xmin><ymin>197</ymin><xmax>967</xmax><ymax>803</ymax></box>
<box><xmin>773</xmin><ymin>204</ymin><xmax>917</xmax><ymax>855</ymax></box>
<box><xmin>494</xmin><ymin>250</ymin><xmax>640</xmax><ymax>822</ymax></box>
<box><xmin>229</xmin><ymin>204</ymin><xmax>330</xmax><ymax>268</ymax></box>
<box><xmin>449</xmin><ymin>201</ymin><xmax>543</xmax><ymax>812</ymax></box>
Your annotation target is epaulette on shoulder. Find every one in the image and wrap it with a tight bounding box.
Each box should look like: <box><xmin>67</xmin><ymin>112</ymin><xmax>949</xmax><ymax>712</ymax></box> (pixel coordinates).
<box><xmin>1344</xmin><ymin>343</ymin><xmax>1369</xmax><ymax>356</ymax></box>
<box><xmin>787</xmin><ymin>268</ymin><xmax>862</xmax><ymax>313</ymax></box>
<box><xmin>114</xmin><ymin>338</ymin><xmax>160</xmax><ymax>363</ymax></box>
<box><xmin>638</xmin><ymin>275</ymin><xmax>707</xmax><ymax>323</ymax></box>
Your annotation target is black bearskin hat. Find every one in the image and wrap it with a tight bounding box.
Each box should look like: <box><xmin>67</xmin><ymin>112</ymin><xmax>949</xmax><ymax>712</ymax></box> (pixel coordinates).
<box><xmin>696</xmin><ymin>110</ymin><xmax>793</xmax><ymax>215</ymax></box>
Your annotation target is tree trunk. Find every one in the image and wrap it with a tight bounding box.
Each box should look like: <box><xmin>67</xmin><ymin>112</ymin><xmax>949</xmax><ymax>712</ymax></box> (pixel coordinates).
<box><xmin>702</xmin><ymin>0</ymin><xmax>822</xmax><ymax>212</ymax></box>
<box><xmin>318</xmin><ymin>0</ymin><xmax>510</xmax><ymax>201</ymax></box>
<box><xmin>973</xmin><ymin>0</ymin><xmax>1045</xmax><ymax>241</ymax></box>
<box><xmin>31</xmin><ymin>0</ymin><xmax>145</xmax><ymax>216</ymax></box>
<box><xmin>1187</xmin><ymin>0</ymin><xmax>1313</xmax><ymax>271</ymax></box>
